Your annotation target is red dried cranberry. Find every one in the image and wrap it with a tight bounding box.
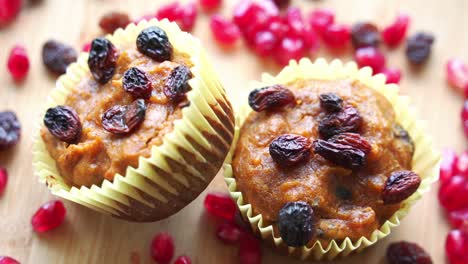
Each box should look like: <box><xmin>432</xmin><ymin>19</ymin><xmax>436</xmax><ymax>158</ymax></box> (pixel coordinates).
<box><xmin>253</xmin><ymin>30</ymin><xmax>277</xmax><ymax>57</ymax></box>
<box><xmin>233</xmin><ymin>0</ymin><xmax>278</xmax><ymax>29</ymax></box>
<box><xmin>355</xmin><ymin>47</ymin><xmax>386</xmax><ymax>73</ymax></box>
<box><xmin>210</xmin><ymin>15</ymin><xmax>241</xmax><ymax>46</ymax></box>
<box><xmin>449</xmin><ymin>209</ymin><xmax>468</xmax><ymax>229</ymax></box>
<box><xmin>123</xmin><ymin>67</ymin><xmax>152</xmax><ymax>99</ymax></box>
<box><xmin>381</xmin><ymin>67</ymin><xmax>402</xmax><ymax>84</ymax></box>
<box><xmin>273</xmin><ymin>37</ymin><xmax>305</xmax><ymax>65</ymax></box>
<box><xmin>150</xmin><ymin>233</ymin><xmax>174</xmax><ymax>264</ymax></box>
<box><xmin>439</xmin><ymin>175</ymin><xmax>468</xmax><ymax>212</ymax></box>
<box><xmin>308</xmin><ymin>8</ymin><xmax>334</xmax><ymax>36</ymax></box>
<box><xmin>321</xmin><ymin>23</ymin><xmax>350</xmax><ymax>49</ymax></box>
<box><xmin>387</xmin><ymin>241</ymin><xmax>432</xmax><ymax>264</ymax></box>
<box><xmin>216</xmin><ymin>222</ymin><xmax>242</xmax><ymax>244</ymax></box>
<box><xmin>179</xmin><ymin>2</ymin><xmax>197</xmax><ymax>32</ymax></box>
<box><xmin>463</xmin><ymin>102</ymin><xmax>468</xmax><ymax>140</ymax></box>
<box><xmin>137</xmin><ymin>26</ymin><xmax>173</xmax><ymax>62</ymax></box>
<box><xmin>267</xmin><ymin>16</ymin><xmax>288</xmax><ymax>40</ymax></box>
<box><xmin>0</xmin><ymin>256</ymin><xmax>20</xmax><ymax>264</ymax></box>
<box><xmin>446</xmin><ymin>229</ymin><xmax>468</xmax><ymax>264</ymax></box>
<box><xmin>98</xmin><ymin>12</ymin><xmax>130</xmax><ymax>34</ymax></box>
<box><xmin>88</xmin><ymin>37</ymin><xmax>118</xmax><ymax>84</ymax></box>
<box><xmin>313</xmin><ymin>134</ymin><xmax>369</xmax><ymax>170</ymax></box>
<box><xmin>447</xmin><ymin>58</ymin><xmax>468</xmax><ymax>92</ymax></box>
<box><xmin>351</xmin><ymin>22</ymin><xmax>380</xmax><ymax>48</ymax></box>
<box><xmin>44</xmin><ymin>106</ymin><xmax>82</xmax><ymax>144</ymax></box>
<box><xmin>238</xmin><ymin>233</ymin><xmax>262</xmax><ymax>264</ymax></box>
<box><xmin>31</xmin><ymin>200</ymin><xmax>66</xmax><ymax>233</ymax></box>
<box><xmin>440</xmin><ymin>149</ymin><xmax>459</xmax><ymax>185</ymax></box>
<box><xmin>7</xmin><ymin>45</ymin><xmax>29</xmax><ymax>81</ymax></box>
<box><xmin>285</xmin><ymin>7</ymin><xmax>306</xmax><ymax>37</ymax></box>
<box><xmin>406</xmin><ymin>32</ymin><xmax>435</xmax><ymax>64</ymax></box>
<box><xmin>204</xmin><ymin>193</ymin><xmax>236</xmax><ymax>220</ymax></box>
<box><xmin>102</xmin><ymin>99</ymin><xmax>146</xmax><ymax>135</ymax></box>
<box><xmin>278</xmin><ymin>201</ymin><xmax>314</xmax><ymax>247</ymax></box>
<box><xmin>174</xmin><ymin>255</ymin><xmax>191</xmax><ymax>264</ymax></box>
<box><xmin>303</xmin><ymin>28</ymin><xmax>320</xmax><ymax>53</ymax></box>
<box><xmin>0</xmin><ymin>111</ymin><xmax>21</xmax><ymax>150</ymax></box>
<box><xmin>164</xmin><ymin>65</ymin><xmax>192</xmax><ymax>102</ymax></box>
<box><xmin>455</xmin><ymin>150</ymin><xmax>468</xmax><ymax>178</ymax></box>
<box><xmin>382</xmin><ymin>14</ymin><xmax>410</xmax><ymax>47</ymax></box>
<box><xmin>42</xmin><ymin>40</ymin><xmax>78</xmax><ymax>75</ymax></box>
<box><xmin>0</xmin><ymin>0</ymin><xmax>21</xmax><ymax>26</ymax></box>
<box><xmin>156</xmin><ymin>2</ymin><xmax>182</xmax><ymax>22</ymax></box>
<box><xmin>82</xmin><ymin>42</ymin><xmax>91</xmax><ymax>52</ymax></box>
<box><xmin>318</xmin><ymin>105</ymin><xmax>362</xmax><ymax>139</ymax></box>
<box><xmin>0</xmin><ymin>168</ymin><xmax>7</xmax><ymax>196</ymax></box>
<box><xmin>248</xmin><ymin>85</ymin><xmax>295</xmax><ymax>112</ymax></box>
<box><xmin>382</xmin><ymin>170</ymin><xmax>421</xmax><ymax>204</ymax></box>
<box><xmin>269</xmin><ymin>134</ymin><xmax>311</xmax><ymax>167</ymax></box>
<box><xmin>200</xmin><ymin>0</ymin><xmax>221</xmax><ymax>11</ymax></box>
<box><xmin>319</xmin><ymin>93</ymin><xmax>343</xmax><ymax>112</ymax></box>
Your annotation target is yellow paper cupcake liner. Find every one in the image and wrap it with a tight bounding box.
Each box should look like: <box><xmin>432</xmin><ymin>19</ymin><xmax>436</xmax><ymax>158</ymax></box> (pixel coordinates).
<box><xmin>223</xmin><ymin>58</ymin><xmax>440</xmax><ymax>260</ymax></box>
<box><xmin>32</xmin><ymin>19</ymin><xmax>235</xmax><ymax>222</ymax></box>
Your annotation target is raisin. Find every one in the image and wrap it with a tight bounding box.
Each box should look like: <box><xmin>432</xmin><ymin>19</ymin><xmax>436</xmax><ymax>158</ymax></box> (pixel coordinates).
<box><xmin>88</xmin><ymin>37</ymin><xmax>119</xmax><ymax>84</ymax></box>
<box><xmin>278</xmin><ymin>201</ymin><xmax>315</xmax><ymax>247</ymax></box>
<box><xmin>313</xmin><ymin>138</ymin><xmax>367</xmax><ymax>170</ymax></box>
<box><xmin>406</xmin><ymin>32</ymin><xmax>434</xmax><ymax>64</ymax></box>
<box><xmin>329</xmin><ymin>132</ymin><xmax>372</xmax><ymax>154</ymax></box>
<box><xmin>123</xmin><ymin>67</ymin><xmax>152</xmax><ymax>99</ymax></box>
<box><xmin>43</xmin><ymin>106</ymin><xmax>82</xmax><ymax>144</ymax></box>
<box><xmin>136</xmin><ymin>26</ymin><xmax>173</xmax><ymax>62</ymax></box>
<box><xmin>335</xmin><ymin>186</ymin><xmax>352</xmax><ymax>200</ymax></box>
<box><xmin>98</xmin><ymin>12</ymin><xmax>131</xmax><ymax>34</ymax></box>
<box><xmin>0</xmin><ymin>111</ymin><xmax>21</xmax><ymax>150</ymax></box>
<box><xmin>318</xmin><ymin>105</ymin><xmax>362</xmax><ymax>139</ymax></box>
<box><xmin>42</xmin><ymin>40</ymin><xmax>78</xmax><ymax>75</ymax></box>
<box><xmin>319</xmin><ymin>93</ymin><xmax>343</xmax><ymax>112</ymax></box>
<box><xmin>269</xmin><ymin>134</ymin><xmax>311</xmax><ymax>167</ymax></box>
<box><xmin>164</xmin><ymin>65</ymin><xmax>192</xmax><ymax>102</ymax></box>
<box><xmin>382</xmin><ymin>170</ymin><xmax>421</xmax><ymax>204</ymax></box>
<box><xmin>351</xmin><ymin>22</ymin><xmax>380</xmax><ymax>48</ymax></box>
<box><xmin>393</xmin><ymin>124</ymin><xmax>415</xmax><ymax>153</ymax></box>
<box><xmin>387</xmin><ymin>241</ymin><xmax>433</xmax><ymax>264</ymax></box>
<box><xmin>102</xmin><ymin>99</ymin><xmax>146</xmax><ymax>134</ymax></box>
<box><xmin>248</xmin><ymin>85</ymin><xmax>296</xmax><ymax>112</ymax></box>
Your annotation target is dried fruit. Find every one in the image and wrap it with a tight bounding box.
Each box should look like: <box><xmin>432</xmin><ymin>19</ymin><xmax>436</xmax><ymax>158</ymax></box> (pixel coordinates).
<box><xmin>272</xmin><ymin>0</ymin><xmax>290</xmax><ymax>9</ymax></box>
<box><xmin>0</xmin><ymin>168</ymin><xmax>7</xmax><ymax>196</ymax></box>
<box><xmin>98</xmin><ymin>11</ymin><xmax>130</xmax><ymax>34</ymax></box>
<box><xmin>156</xmin><ymin>2</ymin><xmax>182</xmax><ymax>22</ymax></box>
<box><xmin>382</xmin><ymin>170</ymin><xmax>421</xmax><ymax>204</ymax></box>
<box><xmin>449</xmin><ymin>209</ymin><xmax>468</xmax><ymax>229</ymax></box>
<box><xmin>204</xmin><ymin>192</ymin><xmax>237</xmax><ymax>220</ymax></box>
<box><xmin>233</xmin><ymin>0</ymin><xmax>278</xmax><ymax>29</ymax></box>
<box><xmin>319</xmin><ymin>93</ymin><xmax>343</xmax><ymax>112</ymax></box>
<box><xmin>123</xmin><ymin>67</ymin><xmax>152</xmax><ymax>99</ymax></box>
<box><xmin>438</xmin><ymin>175</ymin><xmax>468</xmax><ymax>212</ymax></box>
<box><xmin>136</xmin><ymin>26</ymin><xmax>173</xmax><ymax>62</ymax></box>
<box><xmin>321</xmin><ymin>23</ymin><xmax>350</xmax><ymax>49</ymax></box>
<box><xmin>447</xmin><ymin>58</ymin><xmax>468</xmax><ymax>92</ymax></box>
<box><xmin>455</xmin><ymin>150</ymin><xmax>468</xmax><ymax>178</ymax></box>
<box><xmin>463</xmin><ymin>102</ymin><xmax>468</xmax><ymax>140</ymax></box>
<box><xmin>252</xmin><ymin>30</ymin><xmax>278</xmax><ymax>57</ymax></box>
<box><xmin>88</xmin><ymin>37</ymin><xmax>118</xmax><ymax>84</ymax></box>
<box><xmin>381</xmin><ymin>67</ymin><xmax>402</xmax><ymax>84</ymax></box>
<box><xmin>44</xmin><ymin>106</ymin><xmax>82</xmax><ymax>144</ymax></box>
<box><xmin>313</xmin><ymin>137</ymin><xmax>368</xmax><ymax>170</ymax></box>
<box><xmin>269</xmin><ymin>134</ymin><xmax>311</xmax><ymax>167</ymax></box>
<box><xmin>308</xmin><ymin>8</ymin><xmax>335</xmax><ymax>36</ymax></box>
<box><xmin>335</xmin><ymin>186</ymin><xmax>352</xmax><ymax>200</ymax></box>
<box><xmin>329</xmin><ymin>133</ymin><xmax>371</xmax><ymax>154</ymax></box>
<box><xmin>0</xmin><ymin>256</ymin><xmax>20</xmax><ymax>264</ymax></box>
<box><xmin>216</xmin><ymin>222</ymin><xmax>242</xmax><ymax>244</ymax></box>
<box><xmin>82</xmin><ymin>42</ymin><xmax>91</xmax><ymax>52</ymax></box>
<box><xmin>446</xmin><ymin>229</ymin><xmax>468</xmax><ymax>264</ymax></box>
<box><xmin>278</xmin><ymin>201</ymin><xmax>314</xmax><ymax>247</ymax></box>
<box><xmin>351</xmin><ymin>22</ymin><xmax>380</xmax><ymax>48</ymax></box>
<box><xmin>273</xmin><ymin>37</ymin><xmax>305</xmax><ymax>65</ymax></box>
<box><xmin>248</xmin><ymin>85</ymin><xmax>295</xmax><ymax>112</ymax></box>
<box><xmin>150</xmin><ymin>233</ymin><xmax>174</xmax><ymax>264</ymax></box>
<box><xmin>0</xmin><ymin>111</ymin><xmax>21</xmax><ymax>149</ymax></box>
<box><xmin>382</xmin><ymin>14</ymin><xmax>410</xmax><ymax>47</ymax></box>
<box><xmin>355</xmin><ymin>47</ymin><xmax>386</xmax><ymax>73</ymax></box>
<box><xmin>285</xmin><ymin>7</ymin><xmax>306</xmax><ymax>37</ymax></box>
<box><xmin>238</xmin><ymin>233</ymin><xmax>262</xmax><ymax>264</ymax></box>
<box><xmin>31</xmin><ymin>200</ymin><xmax>66</xmax><ymax>233</ymax></box>
<box><xmin>42</xmin><ymin>40</ymin><xmax>78</xmax><ymax>75</ymax></box>
<box><xmin>318</xmin><ymin>105</ymin><xmax>362</xmax><ymax>139</ymax></box>
<box><xmin>174</xmin><ymin>255</ymin><xmax>191</xmax><ymax>264</ymax></box>
<box><xmin>406</xmin><ymin>32</ymin><xmax>434</xmax><ymax>64</ymax></box>
<box><xmin>7</xmin><ymin>44</ymin><xmax>30</xmax><ymax>81</ymax></box>
<box><xmin>102</xmin><ymin>99</ymin><xmax>146</xmax><ymax>135</ymax></box>
<box><xmin>0</xmin><ymin>0</ymin><xmax>21</xmax><ymax>26</ymax></box>
<box><xmin>179</xmin><ymin>2</ymin><xmax>197</xmax><ymax>32</ymax></box>
<box><xmin>164</xmin><ymin>65</ymin><xmax>192</xmax><ymax>102</ymax></box>
<box><xmin>440</xmin><ymin>149</ymin><xmax>459</xmax><ymax>184</ymax></box>
<box><xmin>387</xmin><ymin>241</ymin><xmax>433</xmax><ymax>264</ymax></box>
<box><xmin>210</xmin><ymin>15</ymin><xmax>241</xmax><ymax>46</ymax></box>
<box><xmin>200</xmin><ymin>0</ymin><xmax>221</xmax><ymax>11</ymax></box>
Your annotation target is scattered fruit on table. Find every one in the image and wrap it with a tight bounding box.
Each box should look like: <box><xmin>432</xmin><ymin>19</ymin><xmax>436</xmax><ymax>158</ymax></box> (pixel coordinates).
<box><xmin>31</xmin><ymin>200</ymin><xmax>66</xmax><ymax>233</ymax></box>
<box><xmin>354</xmin><ymin>46</ymin><xmax>386</xmax><ymax>73</ymax></box>
<box><xmin>381</xmin><ymin>13</ymin><xmax>410</xmax><ymax>47</ymax></box>
<box><xmin>446</xmin><ymin>58</ymin><xmax>468</xmax><ymax>93</ymax></box>
<box><xmin>209</xmin><ymin>14</ymin><xmax>241</xmax><ymax>46</ymax></box>
<box><xmin>405</xmin><ymin>32</ymin><xmax>435</xmax><ymax>64</ymax></box>
<box><xmin>199</xmin><ymin>0</ymin><xmax>222</xmax><ymax>12</ymax></box>
<box><xmin>7</xmin><ymin>44</ymin><xmax>30</xmax><ymax>82</ymax></box>
<box><xmin>0</xmin><ymin>168</ymin><xmax>8</xmax><ymax>196</ymax></box>
<box><xmin>150</xmin><ymin>233</ymin><xmax>175</xmax><ymax>264</ymax></box>
<box><xmin>0</xmin><ymin>0</ymin><xmax>22</xmax><ymax>26</ymax></box>
<box><xmin>99</xmin><ymin>11</ymin><xmax>131</xmax><ymax>34</ymax></box>
<box><xmin>445</xmin><ymin>229</ymin><xmax>468</xmax><ymax>264</ymax></box>
<box><xmin>42</xmin><ymin>40</ymin><xmax>78</xmax><ymax>75</ymax></box>
<box><xmin>204</xmin><ymin>192</ymin><xmax>237</xmax><ymax>220</ymax></box>
<box><xmin>0</xmin><ymin>256</ymin><xmax>20</xmax><ymax>264</ymax></box>
<box><xmin>0</xmin><ymin>111</ymin><xmax>21</xmax><ymax>150</ymax></box>
<box><xmin>174</xmin><ymin>255</ymin><xmax>192</xmax><ymax>264</ymax></box>
<box><xmin>386</xmin><ymin>241</ymin><xmax>433</xmax><ymax>264</ymax></box>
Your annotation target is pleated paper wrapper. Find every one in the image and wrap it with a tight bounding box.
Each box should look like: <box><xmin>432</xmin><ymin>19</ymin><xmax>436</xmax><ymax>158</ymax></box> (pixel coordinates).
<box><xmin>32</xmin><ymin>19</ymin><xmax>235</xmax><ymax>222</ymax></box>
<box><xmin>223</xmin><ymin>58</ymin><xmax>440</xmax><ymax>260</ymax></box>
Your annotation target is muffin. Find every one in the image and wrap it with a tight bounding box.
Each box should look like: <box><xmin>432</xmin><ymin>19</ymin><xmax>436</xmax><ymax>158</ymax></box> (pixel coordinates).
<box><xmin>224</xmin><ymin>58</ymin><xmax>439</xmax><ymax>260</ymax></box>
<box><xmin>33</xmin><ymin>19</ymin><xmax>234</xmax><ymax>222</ymax></box>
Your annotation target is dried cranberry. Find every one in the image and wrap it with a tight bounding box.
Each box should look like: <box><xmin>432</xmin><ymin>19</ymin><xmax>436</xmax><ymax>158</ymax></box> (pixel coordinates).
<box><xmin>164</xmin><ymin>65</ymin><xmax>192</xmax><ymax>102</ymax></box>
<box><xmin>405</xmin><ymin>32</ymin><xmax>434</xmax><ymax>64</ymax></box>
<box><xmin>0</xmin><ymin>0</ymin><xmax>21</xmax><ymax>26</ymax></box>
<box><xmin>0</xmin><ymin>111</ymin><xmax>21</xmax><ymax>150</ymax></box>
<box><xmin>351</xmin><ymin>22</ymin><xmax>380</xmax><ymax>48</ymax></box>
<box><xmin>210</xmin><ymin>15</ymin><xmax>241</xmax><ymax>46</ymax></box>
<box><xmin>285</xmin><ymin>7</ymin><xmax>306</xmax><ymax>37</ymax></box>
<box><xmin>88</xmin><ymin>38</ymin><xmax>118</xmax><ymax>84</ymax></box>
<box><xmin>238</xmin><ymin>233</ymin><xmax>262</xmax><ymax>264</ymax></box>
<box><xmin>31</xmin><ymin>200</ymin><xmax>66</xmax><ymax>233</ymax></box>
<box><xmin>123</xmin><ymin>67</ymin><xmax>152</xmax><ymax>99</ymax></box>
<box><xmin>321</xmin><ymin>23</ymin><xmax>350</xmax><ymax>49</ymax></box>
<box><xmin>204</xmin><ymin>192</ymin><xmax>236</xmax><ymax>220</ymax></box>
<box><xmin>318</xmin><ymin>105</ymin><xmax>362</xmax><ymax>139</ymax></box>
<box><xmin>447</xmin><ymin>58</ymin><xmax>468</xmax><ymax>91</ymax></box>
<box><xmin>387</xmin><ymin>241</ymin><xmax>432</xmax><ymax>264</ymax></box>
<box><xmin>7</xmin><ymin>44</ymin><xmax>29</xmax><ymax>81</ymax></box>
<box><xmin>269</xmin><ymin>134</ymin><xmax>311</xmax><ymax>167</ymax></box>
<box><xmin>98</xmin><ymin>11</ymin><xmax>130</xmax><ymax>34</ymax></box>
<box><xmin>382</xmin><ymin>14</ymin><xmax>410</xmax><ymax>47</ymax></box>
<box><xmin>252</xmin><ymin>30</ymin><xmax>277</xmax><ymax>57</ymax></box>
<box><xmin>200</xmin><ymin>0</ymin><xmax>222</xmax><ymax>11</ymax></box>
<box><xmin>0</xmin><ymin>256</ymin><xmax>20</xmax><ymax>264</ymax></box>
<box><xmin>156</xmin><ymin>2</ymin><xmax>182</xmax><ymax>22</ymax></box>
<box><xmin>44</xmin><ymin>106</ymin><xmax>81</xmax><ymax>144</ymax></box>
<box><xmin>248</xmin><ymin>85</ymin><xmax>295</xmax><ymax>112</ymax></box>
<box><xmin>273</xmin><ymin>36</ymin><xmax>306</xmax><ymax>65</ymax></box>
<box><xmin>382</xmin><ymin>170</ymin><xmax>421</xmax><ymax>204</ymax></box>
<box><xmin>355</xmin><ymin>47</ymin><xmax>386</xmax><ymax>73</ymax></box>
<box><xmin>455</xmin><ymin>150</ymin><xmax>468</xmax><ymax>178</ymax></box>
<box><xmin>440</xmin><ymin>149</ymin><xmax>459</xmax><ymax>185</ymax></box>
<box><xmin>303</xmin><ymin>28</ymin><xmax>320</xmax><ymax>53</ymax></box>
<box><xmin>319</xmin><ymin>93</ymin><xmax>343</xmax><ymax>112</ymax></box>
<box><xmin>278</xmin><ymin>201</ymin><xmax>314</xmax><ymax>247</ymax></box>
<box><xmin>0</xmin><ymin>168</ymin><xmax>7</xmax><ymax>196</ymax></box>
<box><xmin>42</xmin><ymin>40</ymin><xmax>78</xmax><ymax>75</ymax></box>
<box><xmin>216</xmin><ymin>222</ymin><xmax>242</xmax><ymax>244</ymax></box>
<box><xmin>174</xmin><ymin>255</ymin><xmax>191</xmax><ymax>264</ymax></box>
<box><xmin>308</xmin><ymin>8</ymin><xmax>335</xmax><ymax>36</ymax></box>
<box><xmin>136</xmin><ymin>26</ymin><xmax>173</xmax><ymax>62</ymax></box>
<box><xmin>267</xmin><ymin>16</ymin><xmax>288</xmax><ymax>40</ymax></box>
<box><xmin>150</xmin><ymin>233</ymin><xmax>174</xmax><ymax>263</ymax></box>
<box><xmin>102</xmin><ymin>99</ymin><xmax>146</xmax><ymax>135</ymax></box>
<box><xmin>449</xmin><ymin>209</ymin><xmax>468</xmax><ymax>229</ymax></box>
<box><xmin>438</xmin><ymin>175</ymin><xmax>468</xmax><ymax>212</ymax></box>
<box><xmin>445</xmin><ymin>229</ymin><xmax>468</xmax><ymax>264</ymax></box>
<box><xmin>179</xmin><ymin>2</ymin><xmax>197</xmax><ymax>32</ymax></box>
<box><xmin>381</xmin><ymin>67</ymin><xmax>402</xmax><ymax>84</ymax></box>
<box><xmin>233</xmin><ymin>0</ymin><xmax>278</xmax><ymax>29</ymax></box>
<box><xmin>463</xmin><ymin>102</ymin><xmax>468</xmax><ymax>140</ymax></box>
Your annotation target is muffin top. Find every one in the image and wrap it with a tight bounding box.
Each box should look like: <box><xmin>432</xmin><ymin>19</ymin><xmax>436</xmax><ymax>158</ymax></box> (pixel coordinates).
<box><xmin>232</xmin><ymin>78</ymin><xmax>418</xmax><ymax>247</ymax></box>
<box><xmin>41</xmin><ymin>26</ymin><xmax>193</xmax><ymax>187</ymax></box>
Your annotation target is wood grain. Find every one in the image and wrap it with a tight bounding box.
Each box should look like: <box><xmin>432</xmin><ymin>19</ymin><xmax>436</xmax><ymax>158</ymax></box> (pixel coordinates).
<box><xmin>0</xmin><ymin>0</ymin><xmax>466</xmax><ymax>263</ymax></box>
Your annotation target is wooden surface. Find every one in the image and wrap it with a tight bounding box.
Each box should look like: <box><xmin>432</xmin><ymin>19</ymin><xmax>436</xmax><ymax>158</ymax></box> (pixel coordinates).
<box><xmin>0</xmin><ymin>0</ymin><xmax>466</xmax><ymax>263</ymax></box>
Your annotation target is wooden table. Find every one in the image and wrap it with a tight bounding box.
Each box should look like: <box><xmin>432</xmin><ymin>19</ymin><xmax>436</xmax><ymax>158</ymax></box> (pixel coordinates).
<box><xmin>1</xmin><ymin>0</ymin><xmax>465</xmax><ymax>263</ymax></box>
